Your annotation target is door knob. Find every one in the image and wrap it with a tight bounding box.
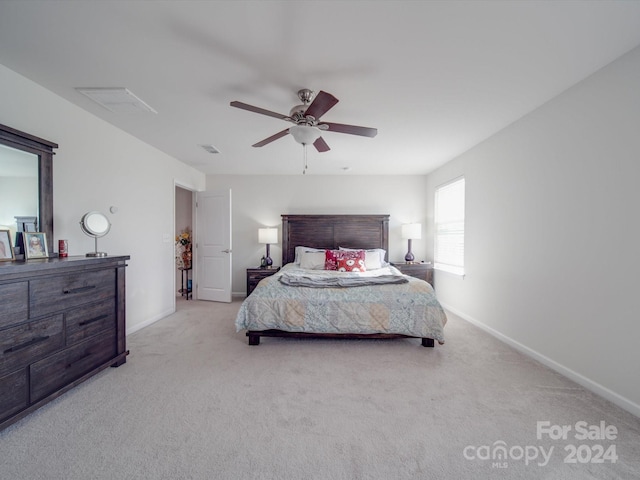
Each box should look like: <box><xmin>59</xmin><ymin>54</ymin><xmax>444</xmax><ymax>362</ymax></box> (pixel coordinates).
<box><xmin>222</xmin><ymin>248</ymin><xmax>232</xmax><ymax>253</ymax></box>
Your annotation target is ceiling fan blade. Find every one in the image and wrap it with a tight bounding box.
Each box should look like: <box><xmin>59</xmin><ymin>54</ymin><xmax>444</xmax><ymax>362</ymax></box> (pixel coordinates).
<box><xmin>230</xmin><ymin>101</ymin><xmax>289</xmax><ymax>121</ymax></box>
<box><xmin>313</xmin><ymin>136</ymin><xmax>330</xmax><ymax>152</ymax></box>
<box><xmin>304</xmin><ymin>91</ymin><xmax>338</xmax><ymax>120</ymax></box>
<box><xmin>322</xmin><ymin>122</ymin><xmax>378</xmax><ymax>138</ymax></box>
<box><xmin>252</xmin><ymin>128</ymin><xmax>290</xmax><ymax>147</ymax></box>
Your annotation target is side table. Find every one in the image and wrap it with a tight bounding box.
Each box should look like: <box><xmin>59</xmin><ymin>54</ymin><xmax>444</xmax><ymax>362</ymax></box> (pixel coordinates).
<box><xmin>179</xmin><ymin>267</ymin><xmax>192</xmax><ymax>299</ymax></box>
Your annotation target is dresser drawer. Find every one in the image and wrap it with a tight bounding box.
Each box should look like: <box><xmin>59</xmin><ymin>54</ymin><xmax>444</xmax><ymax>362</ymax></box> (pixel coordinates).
<box><xmin>0</xmin><ymin>369</ymin><xmax>28</xmax><ymax>422</ymax></box>
<box><xmin>0</xmin><ymin>282</ymin><xmax>28</xmax><ymax>329</ymax></box>
<box><xmin>66</xmin><ymin>298</ymin><xmax>116</xmax><ymax>345</ymax></box>
<box><xmin>30</xmin><ymin>330</ymin><xmax>116</xmax><ymax>402</ymax></box>
<box><xmin>30</xmin><ymin>269</ymin><xmax>115</xmax><ymax>318</ymax></box>
<box><xmin>0</xmin><ymin>315</ymin><xmax>64</xmax><ymax>377</ymax></box>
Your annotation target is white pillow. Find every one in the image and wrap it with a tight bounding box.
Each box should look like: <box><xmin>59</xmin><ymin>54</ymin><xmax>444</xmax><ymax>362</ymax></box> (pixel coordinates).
<box><xmin>363</xmin><ymin>250</ymin><xmax>382</xmax><ymax>270</ymax></box>
<box><xmin>299</xmin><ymin>251</ymin><xmax>327</xmax><ymax>270</ymax></box>
<box><xmin>339</xmin><ymin>247</ymin><xmax>386</xmax><ymax>269</ymax></box>
<box><xmin>294</xmin><ymin>246</ymin><xmax>325</xmax><ymax>264</ymax></box>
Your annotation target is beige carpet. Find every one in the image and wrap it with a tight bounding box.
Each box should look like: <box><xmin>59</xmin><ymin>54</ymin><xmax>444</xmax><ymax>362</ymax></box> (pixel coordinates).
<box><xmin>1</xmin><ymin>298</ymin><xmax>639</xmax><ymax>480</ymax></box>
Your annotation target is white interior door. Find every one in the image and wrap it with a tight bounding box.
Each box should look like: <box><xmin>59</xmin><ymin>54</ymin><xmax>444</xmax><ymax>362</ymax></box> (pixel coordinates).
<box><xmin>196</xmin><ymin>189</ymin><xmax>232</xmax><ymax>302</ymax></box>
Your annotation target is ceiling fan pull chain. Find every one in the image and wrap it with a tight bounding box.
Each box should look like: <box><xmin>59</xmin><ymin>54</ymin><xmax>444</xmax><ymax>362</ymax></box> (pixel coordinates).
<box><xmin>303</xmin><ymin>144</ymin><xmax>308</xmax><ymax>174</ymax></box>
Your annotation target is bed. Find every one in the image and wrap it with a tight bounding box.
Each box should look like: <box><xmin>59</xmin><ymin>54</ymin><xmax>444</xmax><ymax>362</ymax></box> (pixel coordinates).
<box><xmin>235</xmin><ymin>214</ymin><xmax>447</xmax><ymax>347</ymax></box>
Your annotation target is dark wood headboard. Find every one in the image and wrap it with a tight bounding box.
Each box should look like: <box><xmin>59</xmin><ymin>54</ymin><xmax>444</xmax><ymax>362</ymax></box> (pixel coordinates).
<box><xmin>281</xmin><ymin>214</ymin><xmax>390</xmax><ymax>265</ymax></box>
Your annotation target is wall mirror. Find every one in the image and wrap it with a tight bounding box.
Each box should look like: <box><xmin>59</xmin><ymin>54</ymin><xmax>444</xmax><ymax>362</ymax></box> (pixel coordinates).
<box><xmin>0</xmin><ymin>124</ymin><xmax>57</xmax><ymax>256</ymax></box>
<box><xmin>80</xmin><ymin>211</ymin><xmax>111</xmax><ymax>257</ymax></box>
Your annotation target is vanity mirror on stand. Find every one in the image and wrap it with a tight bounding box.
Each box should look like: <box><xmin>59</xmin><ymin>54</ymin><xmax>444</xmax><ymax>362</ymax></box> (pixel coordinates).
<box><xmin>80</xmin><ymin>211</ymin><xmax>111</xmax><ymax>257</ymax></box>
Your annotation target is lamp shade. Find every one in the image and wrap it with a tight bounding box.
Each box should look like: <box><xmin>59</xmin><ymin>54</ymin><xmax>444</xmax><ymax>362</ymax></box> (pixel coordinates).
<box><xmin>258</xmin><ymin>228</ymin><xmax>278</xmax><ymax>244</ymax></box>
<box><xmin>289</xmin><ymin>125</ymin><xmax>321</xmax><ymax>145</ymax></box>
<box><xmin>401</xmin><ymin>223</ymin><xmax>422</xmax><ymax>240</ymax></box>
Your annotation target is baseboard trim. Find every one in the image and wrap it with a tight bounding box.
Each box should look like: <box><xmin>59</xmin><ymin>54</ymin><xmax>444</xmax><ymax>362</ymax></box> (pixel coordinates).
<box><xmin>441</xmin><ymin>302</ymin><xmax>640</xmax><ymax>419</ymax></box>
<box><xmin>126</xmin><ymin>307</ymin><xmax>175</xmax><ymax>336</ymax></box>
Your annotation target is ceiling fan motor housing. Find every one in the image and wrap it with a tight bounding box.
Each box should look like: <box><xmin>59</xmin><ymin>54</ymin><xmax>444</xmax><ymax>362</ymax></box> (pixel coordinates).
<box><xmin>289</xmin><ymin>104</ymin><xmax>308</xmax><ymax>120</ymax></box>
<box><xmin>289</xmin><ymin>89</ymin><xmax>315</xmax><ymax>122</ymax></box>
<box><xmin>289</xmin><ymin>88</ymin><xmax>315</xmax><ymax>122</ymax></box>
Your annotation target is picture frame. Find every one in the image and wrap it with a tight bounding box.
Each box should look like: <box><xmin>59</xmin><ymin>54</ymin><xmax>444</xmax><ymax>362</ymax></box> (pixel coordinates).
<box><xmin>24</xmin><ymin>232</ymin><xmax>49</xmax><ymax>259</ymax></box>
<box><xmin>0</xmin><ymin>229</ymin><xmax>15</xmax><ymax>261</ymax></box>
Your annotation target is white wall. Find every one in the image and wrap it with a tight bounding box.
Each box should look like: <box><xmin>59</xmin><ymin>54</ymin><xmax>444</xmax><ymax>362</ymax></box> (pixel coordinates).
<box><xmin>205</xmin><ymin>175</ymin><xmax>430</xmax><ymax>295</ymax></box>
<box><xmin>0</xmin><ymin>64</ymin><xmax>206</xmax><ymax>333</ymax></box>
<box><xmin>426</xmin><ymin>46</ymin><xmax>640</xmax><ymax>416</ymax></box>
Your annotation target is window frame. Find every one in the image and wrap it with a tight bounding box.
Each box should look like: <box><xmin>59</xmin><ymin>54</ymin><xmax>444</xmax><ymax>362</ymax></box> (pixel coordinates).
<box><xmin>434</xmin><ymin>176</ymin><xmax>465</xmax><ymax>276</ymax></box>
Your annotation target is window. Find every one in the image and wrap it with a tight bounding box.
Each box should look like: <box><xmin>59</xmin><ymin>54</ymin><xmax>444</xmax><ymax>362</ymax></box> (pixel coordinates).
<box><xmin>434</xmin><ymin>177</ymin><xmax>465</xmax><ymax>275</ymax></box>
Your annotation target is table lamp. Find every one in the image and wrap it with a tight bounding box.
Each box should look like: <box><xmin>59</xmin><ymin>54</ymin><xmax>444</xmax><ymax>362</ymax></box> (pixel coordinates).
<box><xmin>258</xmin><ymin>227</ymin><xmax>278</xmax><ymax>267</ymax></box>
<box><xmin>401</xmin><ymin>223</ymin><xmax>421</xmax><ymax>263</ymax></box>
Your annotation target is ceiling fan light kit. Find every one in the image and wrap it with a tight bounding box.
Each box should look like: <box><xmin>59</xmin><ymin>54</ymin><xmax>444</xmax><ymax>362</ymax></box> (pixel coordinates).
<box><xmin>289</xmin><ymin>125</ymin><xmax>321</xmax><ymax>145</ymax></box>
<box><xmin>230</xmin><ymin>88</ymin><xmax>377</xmax><ymax>173</ymax></box>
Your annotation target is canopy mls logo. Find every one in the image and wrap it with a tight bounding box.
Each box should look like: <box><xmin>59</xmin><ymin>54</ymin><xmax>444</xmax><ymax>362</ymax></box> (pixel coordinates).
<box><xmin>463</xmin><ymin>420</ymin><xmax>618</xmax><ymax>469</ymax></box>
<box><xmin>463</xmin><ymin>442</ymin><xmax>553</xmax><ymax>468</ymax></box>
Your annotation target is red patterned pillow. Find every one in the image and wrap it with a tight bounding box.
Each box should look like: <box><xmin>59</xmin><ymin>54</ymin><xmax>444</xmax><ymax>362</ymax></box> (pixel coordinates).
<box><xmin>325</xmin><ymin>249</ymin><xmax>366</xmax><ymax>271</ymax></box>
<box><xmin>337</xmin><ymin>256</ymin><xmax>367</xmax><ymax>272</ymax></box>
<box><xmin>324</xmin><ymin>249</ymin><xmax>340</xmax><ymax>270</ymax></box>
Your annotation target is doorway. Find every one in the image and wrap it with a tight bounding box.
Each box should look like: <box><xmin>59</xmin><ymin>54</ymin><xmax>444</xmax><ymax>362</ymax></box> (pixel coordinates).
<box><xmin>175</xmin><ymin>185</ymin><xmax>193</xmax><ymax>306</ymax></box>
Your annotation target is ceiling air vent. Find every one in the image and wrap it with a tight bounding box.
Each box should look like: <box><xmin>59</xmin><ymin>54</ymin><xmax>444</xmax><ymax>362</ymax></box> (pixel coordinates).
<box><xmin>75</xmin><ymin>87</ymin><xmax>157</xmax><ymax>113</ymax></box>
<box><xmin>200</xmin><ymin>144</ymin><xmax>220</xmax><ymax>154</ymax></box>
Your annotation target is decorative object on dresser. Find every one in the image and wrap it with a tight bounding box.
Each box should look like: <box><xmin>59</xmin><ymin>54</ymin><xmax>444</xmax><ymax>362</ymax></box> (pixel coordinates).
<box><xmin>246</xmin><ymin>266</ymin><xmax>280</xmax><ymax>296</ymax></box>
<box><xmin>0</xmin><ymin>230</ymin><xmax>14</xmax><ymax>261</ymax></box>
<box><xmin>23</xmin><ymin>232</ymin><xmax>48</xmax><ymax>259</ymax></box>
<box><xmin>0</xmin><ymin>255</ymin><xmax>130</xmax><ymax>431</ymax></box>
<box><xmin>258</xmin><ymin>228</ymin><xmax>278</xmax><ymax>267</ymax></box>
<box><xmin>401</xmin><ymin>223</ymin><xmax>421</xmax><ymax>263</ymax></box>
<box><xmin>392</xmin><ymin>262</ymin><xmax>434</xmax><ymax>288</ymax></box>
<box><xmin>13</xmin><ymin>216</ymin><xmax>38</xmax><ymax>258</ymax></box>
<box><xmin>80</xmin><ymin>211</ymin><xmax>111</xmax><ymax>257</ymax></box>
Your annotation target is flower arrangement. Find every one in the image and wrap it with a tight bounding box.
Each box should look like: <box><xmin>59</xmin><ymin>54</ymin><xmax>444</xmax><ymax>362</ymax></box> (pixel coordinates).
<box><xmin>175</xmin><ymin>228</ymin><xmax>192</xmax><ymax>269</ymax></box>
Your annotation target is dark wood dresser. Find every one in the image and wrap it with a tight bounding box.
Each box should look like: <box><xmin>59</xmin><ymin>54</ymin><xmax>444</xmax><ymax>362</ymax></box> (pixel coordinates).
<box><xmin>0</xmin><ymin>255</ymin><xmax>129</xmax><ymax>430</ymax></box>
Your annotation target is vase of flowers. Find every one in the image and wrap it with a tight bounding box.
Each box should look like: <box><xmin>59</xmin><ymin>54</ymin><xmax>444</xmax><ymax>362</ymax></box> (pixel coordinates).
<box><xmin>175</xmin><ymin>228</ymin><xmax>192</xmax><ymax>269</ymax></box>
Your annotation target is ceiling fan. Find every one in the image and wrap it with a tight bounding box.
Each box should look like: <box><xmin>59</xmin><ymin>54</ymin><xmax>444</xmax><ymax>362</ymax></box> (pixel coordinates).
<box><xmin>230</xmin><ymin>88</ymin><xmax>377</xmax><ymax>153</ymax></box>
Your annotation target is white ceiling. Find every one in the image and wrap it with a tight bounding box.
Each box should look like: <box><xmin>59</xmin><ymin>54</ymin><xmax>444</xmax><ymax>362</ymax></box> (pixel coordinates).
<box><xmin>1</xmin><ymin>1</ymin><xmax>640</xmax><ymax>176</ymax></box>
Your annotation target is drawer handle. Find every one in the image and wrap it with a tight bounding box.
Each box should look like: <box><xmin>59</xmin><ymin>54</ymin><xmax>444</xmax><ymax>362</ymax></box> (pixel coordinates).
<box><xmin>4</xmin><ymin>335</ymin><xmax>50</xmax><ymax>353</ymax></box>
<box><xmin>78</xmin><ymin>314</ymin><xmax>108</xmax><ymax>326</ymax></box>
<box><xmin>66</xmin><ymin>352</ymin><xmax>93</xmax><ymax>369</ymax></box>
<box><xmin>63</xmin><ymin>285</ymin><xmax>96</xmax><ymax>295</ymax></box>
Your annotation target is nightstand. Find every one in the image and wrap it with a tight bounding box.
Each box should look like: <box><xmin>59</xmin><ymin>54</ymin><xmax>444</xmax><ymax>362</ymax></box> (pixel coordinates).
<box><xmin>246</xmin><ymin>267</ymin><xmax>280</xmax><ymax>296</ymax></box>
<box><xmin>392</xmin><ymin>262</ymin><xmax>434</xmax><ymax>287</ymax></box>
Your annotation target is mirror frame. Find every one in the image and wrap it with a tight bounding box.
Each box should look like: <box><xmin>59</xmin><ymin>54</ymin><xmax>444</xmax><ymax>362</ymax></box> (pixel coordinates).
<box><xmin>0</xmin><ymin>123</ymin><xmax>57</xmax><ymax>255</ymax></box>
<box><xmin>80</xmin><ymin>211</ymin><xmax>111</xmax><ymax>237</ymax></box>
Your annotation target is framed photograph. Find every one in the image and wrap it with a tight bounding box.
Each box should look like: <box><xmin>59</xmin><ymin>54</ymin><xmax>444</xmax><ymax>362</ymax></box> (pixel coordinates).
<box><xmin>24</xmin><ymin>232</ymin><xmax>49</xmax><ymax>259</ymax></box>
<box><xmin>0</xmin><ymin>229</ymin><xmax>14</xmax><ymax>261</ymax></box>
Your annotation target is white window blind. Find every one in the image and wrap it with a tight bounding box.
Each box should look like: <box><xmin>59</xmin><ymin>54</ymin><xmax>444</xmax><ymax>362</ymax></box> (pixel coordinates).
<box><xmin>434</xmin><ymin>177</ymin><xmax>465</xmax><ymax>275</ymax></box>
